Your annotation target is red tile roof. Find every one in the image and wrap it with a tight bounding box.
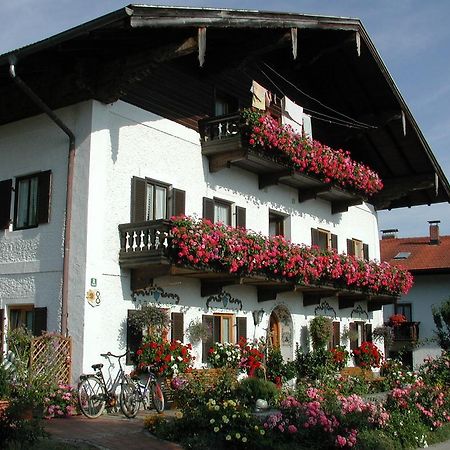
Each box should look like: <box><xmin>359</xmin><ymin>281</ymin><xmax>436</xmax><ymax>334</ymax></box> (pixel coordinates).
<box><xmin>380</xmin><ymin>235</ymin><xmax>450</xmax><ymax>272</ymax></box>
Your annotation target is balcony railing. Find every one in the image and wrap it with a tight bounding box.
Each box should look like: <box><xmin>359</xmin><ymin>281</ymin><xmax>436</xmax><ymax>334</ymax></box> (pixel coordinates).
<box><xmin>391</xmin><ymin>322</ymin><xmax>420</xmax><ymax>342</ymax></box>
<box><xmin>118</xmin><ymin>219</ymin><xmax>171</xmax><ymax>269</ymax></box>
<box><xmin>198</xmin><ymin>113</ymin><xmax>366</xmax><ymax>214</ymax></box>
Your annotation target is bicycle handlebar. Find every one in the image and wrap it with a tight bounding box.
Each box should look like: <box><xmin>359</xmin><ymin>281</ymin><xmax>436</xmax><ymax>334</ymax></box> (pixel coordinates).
<box><xmin>100</xmin><ymin>351</ymin><xmax>128</xmax><ymax>359</ymax></box>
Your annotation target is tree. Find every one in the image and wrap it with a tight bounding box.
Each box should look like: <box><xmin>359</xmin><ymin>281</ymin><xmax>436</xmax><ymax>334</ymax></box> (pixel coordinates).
<box><xmin>432</xmin><ymin>297</ymin><xmax>450</xmax><ymax>351</ymax></box>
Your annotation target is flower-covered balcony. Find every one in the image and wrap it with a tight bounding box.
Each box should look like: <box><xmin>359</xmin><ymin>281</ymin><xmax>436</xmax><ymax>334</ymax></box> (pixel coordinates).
<box><xmin>118</xmin><ymin>217</ymin><xmax>412</xmax><ymax>309</ymax></box>
<box><xmin>198</xmin><ymin>110</ymin><xmax>383</xmax><ymax>214</ymax></box>
<box><xmin>390</xmin><ymin>322</ymin><xmax>420</xmax><ymax>343</ymax></box>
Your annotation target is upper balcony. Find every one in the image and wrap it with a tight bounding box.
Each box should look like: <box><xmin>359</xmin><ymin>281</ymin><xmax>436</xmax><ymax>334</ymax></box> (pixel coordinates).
<box><xmin>118</xmin><ymin>217</ymin><xmax>412</xmax><ymax>309</ymax></box>
<box><xmin>390</xmin><ymin>322</ymin><xmax>420</xmax><ymax>342</ymax></box>
<box><xmin>199</xmin><ymin>111</ymin><xmax>383</xmax><ymax>214</ymax></box>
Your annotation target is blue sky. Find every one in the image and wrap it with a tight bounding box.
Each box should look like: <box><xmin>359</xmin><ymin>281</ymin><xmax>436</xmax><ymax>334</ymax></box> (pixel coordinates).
<box><xmin>1</xmin><ymin>1</ymin><xmax>449</xmax><ymax>238</ymax></box>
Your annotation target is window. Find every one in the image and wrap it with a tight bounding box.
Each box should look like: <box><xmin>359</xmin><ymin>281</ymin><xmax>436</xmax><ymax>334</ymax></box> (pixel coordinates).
<box><xmin>395</xmin><ymin>303</ymin><xmax>412</xmax><ymax>322</ymax></box>
<box><xmin>349</xmin><ymin>321</ymin><xmax>372</xmax><ymax>351</ymax></box>
<box><xmin>311</xmin><ymin>228</ymin><xmax>338</xmax><ymax>251</ymax></box>
<box><xmin>202</xmin><ymin>314</ymin><xmax>247</xmax><ymax>362</ymax></box>
<box><xmin>203</xmin><ymin>197</ymin><xmax>246</xmax><ymax>227</ymax></box>
<box><xmin>214</xmin><ymin>91</ymin><xmax>238</xmax><ymax>116</ymax></box>
<box><xmin>328</xmin><ymin>321</ymin><xmax>341</xmax><ymax>350</ymax></box>
<box><xmin>347</xmin><ymin>238</ymin><xmax>369</xmax><ymax>261</ymax></box>
<box><xmin>4</xmin><ymin>171</ymin><xmax>52</xmax><ymax>230</ymax></box>
<box><xmin>8</xmin><ymin>305</ymin><xmax>47</xmax><ymax>336</ymax></box>
<box><xmin>131</xmin><ymin>176</ymin><xmax>185</xmax><ymax>222</ymax></box>
<box><xmin>269</xmin><ymin>211</ymin><xmax>285</xmax><ymax>237</ymax></box>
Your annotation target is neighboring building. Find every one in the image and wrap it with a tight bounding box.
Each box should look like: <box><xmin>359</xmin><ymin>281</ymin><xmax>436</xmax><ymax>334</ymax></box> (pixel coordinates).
<box><xmin>0</xmin><ymin>6</ymin><xmax>449</xmax><ymax>380</ymax></box>
<box><xmin>381</xmin><ymin>222</ymin><xmax>450</xmax><ymax>367</ymax></box>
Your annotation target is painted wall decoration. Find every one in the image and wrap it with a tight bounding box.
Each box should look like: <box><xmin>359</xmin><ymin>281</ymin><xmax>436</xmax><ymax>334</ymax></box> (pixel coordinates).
<box><xmin>351</xmin><ymin>304</ymin><xmax>369</xmax><ymax>320</ymax></box>
<box><xmin>132</xmin><ymin>285</ymin><xmax>180</xmax><ymax>305</ymax></box>
<box><xmin>314</xmin><ymin>300</ymin><xmax>337</xmax><ymax>319</ymax></box>
<box><xmin>206</xmin><ymin>291</ymin><xmax>243</xmax><ymax>311</ymax></box>
<box><xmin>86</xmin><ymin>289</ymin><xmax>101</xmax><ymax>307</ymax></box>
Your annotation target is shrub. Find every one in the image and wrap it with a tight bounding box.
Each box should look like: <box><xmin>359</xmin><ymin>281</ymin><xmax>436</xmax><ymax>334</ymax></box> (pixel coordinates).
<box><xmin>294</xmin><ymin>348</ymin><xmax>336</xmax><ymax>381</ymax></box>
<box><xmin>356</xmin><ymin>429</ymin><xmax>397</xmax><ymax>450</ymax></box>
<box><xmin>432</xmin><ymin>297</ymin><xmax>450</xmax><ymax>351</ymax></box>
<box><xmin>352</xmin><ymin>341</ymin><xmax>383</xmax><ymax>369</ymax></box>
<box><xmin>236</xmin><ymin>377</ymin><xmax>279</xmax><ymax>407</ymax></box>
<box><xmin>207</xmin><ymin>342</ymin><xmax>241</xmax><ymax>369</ymax></box>
<box><xmin>419</xmin><ymin>351</ymin><xmax>450</xmax><ymax>387</ymax></box>
<box><xmin>265</xmin><ymin>348</ymin><xmax>296</xmax><ymax>386</ymax></box>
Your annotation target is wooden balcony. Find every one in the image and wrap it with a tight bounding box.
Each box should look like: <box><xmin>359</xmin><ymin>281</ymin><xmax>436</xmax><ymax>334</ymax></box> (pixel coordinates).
<box><xmin>198</xmin><ymin>113</ymin><xmax>366</xmax><ymax>214</ymax></box>
<box><xmin>390</xmin><ymin>322</ymin><xmax>420</xmax><ymax>342</ymax></box>
<box><xmin>118</xmin><ymin>220</ymin><xmax>395</xmax><ymax>308</ymax></box>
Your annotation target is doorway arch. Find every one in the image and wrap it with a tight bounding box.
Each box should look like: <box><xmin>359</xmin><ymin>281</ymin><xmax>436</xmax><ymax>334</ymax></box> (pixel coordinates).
<box><xmin>268</xmin><ymin>305</ymin><xmax>294</xmax><ymax>360</ymax></box>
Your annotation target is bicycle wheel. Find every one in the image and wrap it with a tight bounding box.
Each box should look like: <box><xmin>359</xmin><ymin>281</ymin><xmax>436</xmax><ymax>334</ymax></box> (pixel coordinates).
<box><xmin>120</xmin><ymin>379</ymin><xmax>140</xmax><ymax>418</ymax></box>
<box><xmin>151</xmin><ymin>381</ymin><xmax>165</xmax><ymax>413</ymax></box>
<box><xmin>78</xmin><ymin>376</ymin><xmax>107</xmax><ymax>419</ymax></box>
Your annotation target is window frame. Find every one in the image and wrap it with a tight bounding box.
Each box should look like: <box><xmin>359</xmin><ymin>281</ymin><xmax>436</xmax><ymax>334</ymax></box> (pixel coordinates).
<box><xmin>395</xmin><ymin>303</ymin><xmax>412</xmax><ymax>322</ymax></box>
<box><xmin>213</xmin><ymin>197</ymin><xmax>232</xmax><ymax>226</ymax></box>
<box><xmin>269</xmin><ymin>211</ymin><xmax>285</xmax><ymax>237</ymax></box>
<box><xmin>145</xmin><ymin>178</ymin><xmax>170</xmax><ymax>221</ymax></box>
<box><xmin>14</xmin><ymin>174</ymin><xmax>39</xmax><ymax>230</ymax></box>
<box><xmin>9</xmin><ymin>304</ymin><xmax>34</xmax><ymax>331</ymax></box>
<box><xmin>214</xmin><ymin>313</ymin><xmax>234</xmax><ymax>344</ymax></box>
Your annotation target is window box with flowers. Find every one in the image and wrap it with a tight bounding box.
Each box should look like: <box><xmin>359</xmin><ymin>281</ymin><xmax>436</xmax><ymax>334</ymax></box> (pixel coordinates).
<box><xmin>388</xmin><ymin>314</ymin><xmax>407</xmax><ymax>327</ymax></box>
<box><xmin>170</xmin><ymin>216</ymin><xmax>413</xmax><ymax>297</ymax></box>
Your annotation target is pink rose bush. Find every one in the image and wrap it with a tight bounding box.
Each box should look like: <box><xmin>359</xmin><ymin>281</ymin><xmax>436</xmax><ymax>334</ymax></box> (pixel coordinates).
<box><xmin>241</xmin><ymin>109</ymin><xmax>383</xmax><ymax>196</ymax></box>
<box><xmin>170</xmin><ymin>216</ymin><xmax>413</xmax><ymax>297</ymax></box>
<box><xmin>43</xmin><ymin>383</ymin><xmax>78</xmax><ymax>419</ymax></box>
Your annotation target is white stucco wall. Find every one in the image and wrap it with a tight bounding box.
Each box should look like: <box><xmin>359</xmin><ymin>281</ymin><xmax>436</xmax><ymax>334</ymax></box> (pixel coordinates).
<box><xmin>0</xmin><ymin>98</ymin><xmax>385</xmax><ymax>380</ymax></box>
<box><xmin>384</xmin><ymin>273</ymin><xmax>450</xmax><ymax>367</ymax></box>
<box><xmin>76</xmin><ymin>100</ymin><xmax>383</xmax><ymax>376</ymax></box>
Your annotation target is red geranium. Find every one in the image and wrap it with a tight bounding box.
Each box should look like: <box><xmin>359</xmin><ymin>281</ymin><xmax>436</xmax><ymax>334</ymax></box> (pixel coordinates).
<box><xmin>352</xmin><ymin>341</ymin><xmax>383</xmax><ymax>369</ymax></box>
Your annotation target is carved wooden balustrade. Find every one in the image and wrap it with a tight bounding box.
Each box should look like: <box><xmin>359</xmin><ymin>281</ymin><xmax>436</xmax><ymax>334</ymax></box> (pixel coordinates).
<box><xmin>391</xmin><ymin>322</ymin><xmax>420</xmax><ymax>342</ymax></box>
<box><xmin>118</xmin><ymin>219</ymin><xmax>171</xmax><ymax>269</ymax></box>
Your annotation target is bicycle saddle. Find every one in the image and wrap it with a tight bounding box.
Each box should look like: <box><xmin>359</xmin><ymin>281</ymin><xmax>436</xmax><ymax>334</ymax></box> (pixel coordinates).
<box><xmin>92</xmin><ymin>363</ymin><xmax>103</xmax><ymax>370</ymax></box>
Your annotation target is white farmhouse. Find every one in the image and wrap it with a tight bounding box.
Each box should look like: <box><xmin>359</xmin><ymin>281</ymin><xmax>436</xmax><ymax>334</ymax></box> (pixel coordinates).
<box><xmin>0</xmin><ymin>6</ymin><xmax>449</xmax><ymax>380</ymax></box>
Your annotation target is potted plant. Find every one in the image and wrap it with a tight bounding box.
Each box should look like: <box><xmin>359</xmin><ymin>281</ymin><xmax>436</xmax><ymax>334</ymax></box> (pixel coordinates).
<box><xmin>309</xmin><ymin>316</ymin><xmax>333</xmax><ymax>351</ymax></box>
<box><xmin>128</xmin><ymin>304</ymin><xmax>171</xmax><ymax>338</ymax></box>
<box><xmin>388</xmin><ymin>314</ymin><xmax>407</xmax><ymax>327</ymax></box>
<box><xmin>352</xmin><ymin>341</ymin><xmax>383</xmax><ymax>370</ymax></box>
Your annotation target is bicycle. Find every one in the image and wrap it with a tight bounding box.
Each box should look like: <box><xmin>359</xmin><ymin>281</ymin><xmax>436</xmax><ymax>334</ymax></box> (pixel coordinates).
<box><xmin>77</xmin><ymin>351</ymin><xmax>140</xmax><ymax>419</ymax></box>
<box><xmin>127</xmin><ymin>365</ymin><xmax>165</xmax><ymax>415</ymax></box>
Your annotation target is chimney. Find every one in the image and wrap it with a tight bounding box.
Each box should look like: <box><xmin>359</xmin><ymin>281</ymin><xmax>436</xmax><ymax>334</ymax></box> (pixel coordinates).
<box><xmin>381</xmin><ymin>229</ymin><xmax>398</xmax><ymax>239</ymax></box>
<box><xmin>428</xmin><ymin>220</ymin><xmax>440</xmax><ymax>245</ymax></box>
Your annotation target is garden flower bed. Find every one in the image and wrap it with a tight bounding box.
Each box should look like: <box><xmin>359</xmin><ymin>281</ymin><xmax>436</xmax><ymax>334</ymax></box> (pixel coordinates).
<box><xmin>171</xmin><ymin>216</ymin><xmax>413</xmax><ymax>297</ymax></box>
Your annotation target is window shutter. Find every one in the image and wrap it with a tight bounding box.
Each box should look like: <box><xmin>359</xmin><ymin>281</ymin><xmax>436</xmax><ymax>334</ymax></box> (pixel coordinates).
<box><xmin>202</xmin><ymin>197</ymin><xmax>215</xmax><ymax>222</ymax></box>
<box><xmin>311</xmin><ymin>228</ymin><xmax>320</xmax><ymax>246</ymax></box>
<box><xmin>126</xmin><ymin>310</ymin><xmax>143</xmax><ymax>365</ymax></box>
<box><xmin>331</xmin><ymin>234</ymin><xmax>338</xmax><ymax>251</ymax></box>
<box><xmin>364</xmin><ymin>324</ymin><xmax>373</xmax><ymax>343</ymax></box>
<box><xmin>32</xmin><ymin>307</ymin><xmax>47</xmax><ymax>336</ymax></box>
<box><xmin>0</xmin><ymin>179</ymin><xmax>12</xmax><ymax>229</ymax></box>
<box><xmin>363</xmin><ymin>243</ymin><xmax>369</xmax><ymax>261</ymax></box>
<box><xmin>171</xmin><ymin>312</ymin><xmax>184</xmax><ymax>342</ymax></box>
<box><xmin>171</xmin><ymin>188</ymin><xmax>186</xmax><ymax>217</ymax></box>
<box><xmin>332</xmin><ymin>321</ymin><xmax>340</xmax><ymax>347</ymax></box>
<box><xmin>213</xmin><ymin>316</ymin><xmax>221</xmax><ymax>343</ymax></box>
<box><xmin>235</xmin><ymin>206</ymin><xmax>246</xmax><ymax>228</ymax></box>
<box><xmin>347</xmin><ymin>239</ymin><xmax>355</xmax><ymax>256</ymax></box>
<box><xmin>0</xmin><ymin>309</ymin><xmax>4</xmax><ymax>362</ymax></box>
<box><xmin>37</xmin><ymin>171</ymin><xmax>51</xmax><ymax>224</ymax></box>
<box><xmin>349</xmin><ymin>322</ymin><xmax>358</xmax><ymax>351</ymax></box>
<box><xmin>236</xmin><ymin>317</ymin><xmax>247</xmax><ymax>342</ymax></box>
<box><xmin>131</xmin><ymin>176</ymin><xmax>147</xmax><ymax>222</ymax></box>
<box><xmin>202</xmin><ymin>315</ymin><xmax>214</xmax><ymax>363</ymax></box>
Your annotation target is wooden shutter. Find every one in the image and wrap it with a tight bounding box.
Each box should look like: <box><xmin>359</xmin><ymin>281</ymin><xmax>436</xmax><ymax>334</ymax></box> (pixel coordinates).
<box><xmin>131</xmin><ymin>176</ymin><xmax>146</xmax><ymax>222</ymax></box>
<box><xmin>171</xmin><ymin>188</ymin><xmax>186</xmax><ymax>217</ymax></box>
<box><xmin>333</xmin><ymin>321</ymin><xmax>340</xmax><ymax>347</ymax></box>
<box><xmin>0</xmin><ymin>179</ymin><xmax>12</xmax><ymax>229</ymax></box>
<box><xmin>203</xmin><ymin>197</ymin><xmax>215</xmax><ymax>222</ymax></box>
<box><xmin>32</xmin><ymin>307</ymin><xmax>47</xmax><ymax>336</ymax></box>
<box><xmin>235</xmin><ymin>206</ymin><xmax>246</xmax><ymax>228</ymax></box>
<box><xmin>311</xmin><ymin>228</ymin><xmax>320</xmax><ymax>246</ymax></box>
<box><xmin>364</xmin><ymin>324</ymin><xmax>373</xmax><ymax>343</ymax></box>
<box><xmin>236</xmin><ymin>317</ymin><xmax>247</xmax><ymax>342</ymax></box>
<box><xmin>37</xmin><ymin>170</ymin><xmax>51</xmax><ymax>224</ymax></box>
<box><xmin>0</xmin><ymin>309</ymin><xmax>4</xmax><ymax>362</ymax></box>
<box><xmin>331</xmin><ymin>234</ymin><xmax>338</xmax><ymax>251</ymax></box>
<box><xmin>126</xmin><ymin>310</ymin><xmax>143</xmax><ymax>365</ymax></box>
<box><xmin>363</xmin><ymin>243</ymin><xmax>369</xmax><ymax>261</ymax></box>
<box><xmin>202</xmin><ymin>315</ymin><xmax>214</xmax><ymax>363</ymax></box>
<box><xmin>171</xmin><ymin>312</ymin><xmax>184</xmax><ymax>342</ymax></box>
<box><xmin>349</xmin><ymin>322</ymin><xmax>358</xmax><ymax>351</ymax></box>
<box><xmin>347</xmin><ymin>239</ymin><xmax>355</xmax><ymax>256</ymax></box>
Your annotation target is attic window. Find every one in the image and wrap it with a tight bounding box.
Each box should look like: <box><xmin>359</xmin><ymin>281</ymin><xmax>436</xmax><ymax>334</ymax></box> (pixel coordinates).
<box><xmin>394</xmin><ymin>252</ymin><xmax>411</xmax><ymax>260</ymax></box>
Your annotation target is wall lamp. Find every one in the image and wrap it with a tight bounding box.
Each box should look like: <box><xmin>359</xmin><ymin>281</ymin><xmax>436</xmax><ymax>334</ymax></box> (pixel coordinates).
<box><xmin>252</xmin><ymin>309</ymin><xmax>265</xmax><ymax>326</ymax></box>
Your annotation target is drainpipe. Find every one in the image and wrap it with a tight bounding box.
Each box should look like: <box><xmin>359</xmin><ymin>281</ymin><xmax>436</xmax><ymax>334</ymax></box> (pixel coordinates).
<box><xmin>9</xmin><ymin>60</ymin><xmax>74</xmax><ymax>336</ymax></box>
